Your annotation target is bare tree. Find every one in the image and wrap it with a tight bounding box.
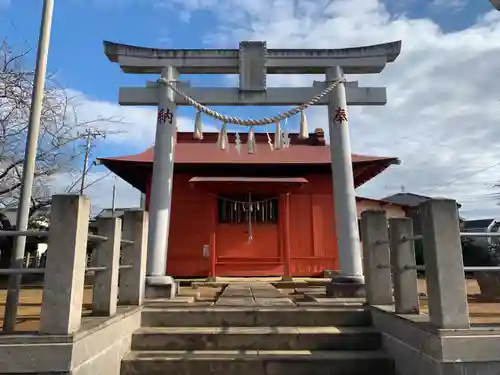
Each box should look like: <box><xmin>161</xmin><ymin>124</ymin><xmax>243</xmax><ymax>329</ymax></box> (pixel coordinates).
<box><xmin>0</xmin><ymin>39</ymin><xmax>121</xmax><ymax>268</ymax></box>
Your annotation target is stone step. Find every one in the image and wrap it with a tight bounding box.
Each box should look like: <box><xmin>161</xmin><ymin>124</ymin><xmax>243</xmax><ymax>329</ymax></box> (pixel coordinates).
<box><xmin>131</xmin><ymin>326</ymin><xmax>381</xmax><ymax>351</ymax></box>
<box><xmin>141</xmin><ymin>307</ymin><xmax>372</xmax><ymax>327</ymax></box>
<box><xmin>144</xmin><ymin>296</ymin><xmax>197</xmax><ymax>305</ymax></box>
<box><xmin>120</xmin><ymin>350</ymin><xmax>394</xmax><ymax>375</ymax></box>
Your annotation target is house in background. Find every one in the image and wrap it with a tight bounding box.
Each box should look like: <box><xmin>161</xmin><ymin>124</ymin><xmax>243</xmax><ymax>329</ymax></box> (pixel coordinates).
<box><xmin>382</xmin><ymin>192</ymin><xmax>463</xmax><ymax>234</ymax></box>
<box><xmin>89</xmin><ymin>207</ymin><xmax>143</xmax><ymax>236</ymax></box>
<box><xmin>94</xmin><ymin>208</ymin><xmax>142</xmax><ymax>220</ymax></box>
<box><xmin>462</xmin><ymin>218</ymin><xmax>500</xmax><ymax>248</ymax></box>
<box><xmin>0</xmin><ymin>206</ymin><xmax>51</xmax><ymax>229</ymax></box>
<box><xmin>356</xmin><ymin>196</ymin><xmax>408</xmax><ymax>219</ymax></box>
<box><xmin>0</xmin><ymin>206</ymin><xmax>52</xmax><ymax>269</ymax></box>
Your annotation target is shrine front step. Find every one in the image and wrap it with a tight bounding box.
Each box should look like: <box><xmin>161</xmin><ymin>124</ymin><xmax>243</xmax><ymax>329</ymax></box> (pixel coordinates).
<box><xmin>121</xmin><ymin>350</ymin><xmax>394</xmax><ymax>375</ymax></box>
<box><xmin>131</xmin><ymin>326</ymin><xmax>381</xmax><ymax>351</ymax></box>
<box><xmin>218</xmin><ymin>282</ymin><xmax>289</xmax><ymax>299</ymax></box>
<box><xmin>215</xmin><ymin>282</ymin><xmax>294</xmax><ymax>305</ymax></box>
<box><xmin>124</xmin><ymin>282</ymin><xmax>395</xmax><ymax>375</ymax></box>
<box><xmin>141</xmin><ymin>307</ymin><xmax>371</xmax><ymax>327</ymax></box>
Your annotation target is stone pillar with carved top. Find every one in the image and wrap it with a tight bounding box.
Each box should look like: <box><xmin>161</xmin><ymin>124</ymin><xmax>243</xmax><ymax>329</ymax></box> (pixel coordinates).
<box><xmin>146</xmin><ymin>66</ymin><xmax>178</xmax><ymax>299</ymax></box>
<box><xmin>326</xmin><ymin>66</ymin><xmax>365</xmax><ymax>297</ymax></box>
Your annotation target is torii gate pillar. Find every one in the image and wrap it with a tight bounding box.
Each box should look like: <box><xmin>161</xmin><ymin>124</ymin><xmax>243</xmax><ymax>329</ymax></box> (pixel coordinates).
<box><xmin>145</xmin><ymin>67</ymin><xmax>178</xmax><ymax>298</ymax></box>
<box><xmin>327</xmin><ymin>66</ymin><xmax>364</xmax><ymax>288</ymax></box>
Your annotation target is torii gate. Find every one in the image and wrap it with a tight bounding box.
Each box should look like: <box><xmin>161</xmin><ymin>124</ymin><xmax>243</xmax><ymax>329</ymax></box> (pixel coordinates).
<box><xmin>103</xmin><ymin>40</ymin><xmax>401</xmax><ymax>296</ymax></box>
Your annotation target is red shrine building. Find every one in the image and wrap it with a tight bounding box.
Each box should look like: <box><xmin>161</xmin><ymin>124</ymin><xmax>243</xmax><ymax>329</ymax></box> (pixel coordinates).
<box><xmin>99</xmin><ymin>128</ymin><xmax>400</xmax><ymax>278</ymax></box>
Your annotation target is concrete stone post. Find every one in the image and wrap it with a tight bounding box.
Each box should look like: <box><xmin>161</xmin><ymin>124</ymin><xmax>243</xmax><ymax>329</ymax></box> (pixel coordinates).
<box><xmin>40</xmin><ymin>195</ymin><xmax>90</xmax><ymax>335</ymax></box>
<box><xmin>146</xmin><ymin>66</ymin><xmax>177</xmax><ymax>298</ymax></box>
<box><xmin>326</xmin><ymin>66</ymin><xmax>363</xmax><ymax>283</ymax></box>
<box><xmin>389</xmin><ymin>218</ymin><xmax>420</xmax><ymax>314</ymax></box>
<box><xmin>92</xmin><ymin>217</ymin><xmax>121</xmax><ymax>316</ymax></box>
<box><xmin>420</xmin><ymin>199</ymin><xmax>469</xmax><ymax>329</ymax></box>
<box><xmin>360</xmin><ymin>210</ymin><xmax>393</xmax><ymax>305</ymax></box>
<box><xmin>119</xmin><ymin>210</ymin><xmax>148</xmax><ymax>306</ymax></box>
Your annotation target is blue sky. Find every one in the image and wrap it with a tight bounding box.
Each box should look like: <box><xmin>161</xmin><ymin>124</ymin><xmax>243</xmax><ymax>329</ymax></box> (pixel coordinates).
<box><xmin>2</xmin><ymin>0</ymin><xmax>491</xmax><ymax>97</ymax></box>
<box><xmin>1</xmin><ymin>0</ymin><xmax>500</xmax><ymax>217</ymax></box>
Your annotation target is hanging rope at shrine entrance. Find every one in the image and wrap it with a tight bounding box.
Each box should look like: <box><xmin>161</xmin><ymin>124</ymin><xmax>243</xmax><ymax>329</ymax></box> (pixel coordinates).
<box><xmin>215</xmin><ymin>193</ymin><xmax>279</xmax><ymax>206</ymax></box>
<box><xmin>213</xmin><ymin>192</ymin><xmax>283</xmax><ymax>242</ymax></box>
<box><xmin>157</xmin><ymin>77</ymin><xmax>347</xmax><ymax>154</ymax></box>
<box><xmin>158</xmin><ymin>77</ymin><xmax>344</xmax><ymax>126</ymax></box>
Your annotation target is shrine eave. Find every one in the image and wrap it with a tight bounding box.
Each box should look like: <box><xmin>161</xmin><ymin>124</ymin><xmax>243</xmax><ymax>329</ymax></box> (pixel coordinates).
<box><xmin>103</xmin><ymin>40</ymin><xmax>402</xmax><ymax>75</ymax></box>
<box><xmin>97</xmin><ymin>153</ymin><xmax>398</xmax><ymax>194</ymax></box>
<box><xmin>97</xmin><ymin>145</ymin><xmax>400</xmax><ymax>166</ymax></box>
<box><xmin>189</xmin><ymin>177</ymin><xmax>309</xmax><ymax>194</ymax></box>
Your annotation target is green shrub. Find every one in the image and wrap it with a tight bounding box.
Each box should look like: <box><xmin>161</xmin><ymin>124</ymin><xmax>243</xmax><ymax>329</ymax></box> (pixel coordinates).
<box><xmin>415</xmin><ymin>237</ymin><xmax>499</xmax><ymax>267</ymax></box>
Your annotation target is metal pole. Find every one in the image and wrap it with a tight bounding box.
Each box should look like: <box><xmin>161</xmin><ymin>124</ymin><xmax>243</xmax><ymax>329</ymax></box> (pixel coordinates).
<box><xmin>80</xmin><ymin>131</ymin><xmax>92</xmax><ymax>195</ymax></box>
<box><xmin>139</xmin><ymin>193</ymin><xmax>146</xmax><ymax>209</ymax></box>
<box><xmin>111</xmin><ymin>177</ymin><xmax>116</xmax><ymax>217</ymax></box>
<box><xmin>3</xmin><ymin>0</ymin><xmax>55</xmax><ymax>332</ymax></box>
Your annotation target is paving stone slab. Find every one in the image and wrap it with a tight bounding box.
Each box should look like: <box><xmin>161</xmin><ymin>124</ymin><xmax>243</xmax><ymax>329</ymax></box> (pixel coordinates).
<box><xmin>307</xmin><ymin>279</ymin><xmax>331</xmax><ymax>287</ymax></box>
<box><xmin>290</xmin><ymin>296</ymin><xmax>317</xmax><ymax>303</ymax></box>
<box><xmin>216</xmin><ymin>298</ymin><xmax>256</xmax><ymax>306</ymax></box>
<box><xmin>252</xmin><ymin>291</ymin><xmax>282</xmax><ymax>295</ymax></box>
<box><xmin>295</xmin><ymin>287</ymin><xmax>326</xmax><ymax>293</ymax></box>
<box><xmin>252</xmin><ymin>292</ymin><xmax>285</xmax><ymax>296</ymax></box>
<box><xmin>220</xmin><ymin>293</ymin><xmax>253</xmax><ymax>298</ymax></box>
<box><xmin>295</xmin><ymin>302</ymin><xmax>365</xmax><ymax>309</ymax></box>
<box><xmin>254</xmin><ymin>298</ymin><xmax>295</xmax><ymax>306</ymax></box>
<box><xmin>314</xmin><ymin>297</ymin><xmax>365</xmax><ymax>304</ymax></box>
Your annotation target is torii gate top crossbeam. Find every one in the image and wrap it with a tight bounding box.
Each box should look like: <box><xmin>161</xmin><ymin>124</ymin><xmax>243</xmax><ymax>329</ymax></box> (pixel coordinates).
<box><xmin>104</xmin><ymin>40</ymin><xmax>402</xmax><ymax>75</ymax></box>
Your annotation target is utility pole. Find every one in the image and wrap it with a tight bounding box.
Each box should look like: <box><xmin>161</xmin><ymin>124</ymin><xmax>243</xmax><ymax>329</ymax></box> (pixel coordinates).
<box><xmin>3</xmin><ymin>0</ymin><xmax>55</xmax><ymax>332</ymax></box>
<box><xmin>79</xmin><ymin>128</ymin><xmax>107</xmax><ymax>196</ymax></box>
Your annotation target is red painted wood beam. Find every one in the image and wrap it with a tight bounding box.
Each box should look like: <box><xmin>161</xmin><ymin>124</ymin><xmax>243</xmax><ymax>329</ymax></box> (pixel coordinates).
<box><xmin>283</xmin><ymin>193</ymin><xmax>292</xmax><ymax>277</ymax></box>
<box><xmin>210</xmin><ymin>197</ymin><xmax>217</xmax><ymax>278</ymax></box>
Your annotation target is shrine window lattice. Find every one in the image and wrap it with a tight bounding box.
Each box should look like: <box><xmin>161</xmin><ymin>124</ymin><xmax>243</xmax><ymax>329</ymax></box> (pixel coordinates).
<box><xmin>218</xmin><ymin>194</ymin><xmax>278</xmax><ymax>224</ymax></box>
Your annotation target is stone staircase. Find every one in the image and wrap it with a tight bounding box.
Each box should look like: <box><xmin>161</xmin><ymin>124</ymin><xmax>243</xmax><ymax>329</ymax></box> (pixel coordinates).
<box><xmin>120</xmin><ymin>282</ymin><xmax>395</xmax><ymax>375</ymax></box>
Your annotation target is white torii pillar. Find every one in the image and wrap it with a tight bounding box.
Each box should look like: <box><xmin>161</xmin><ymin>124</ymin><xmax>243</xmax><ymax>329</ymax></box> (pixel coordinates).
<box><xmin>146</xmin><ymin>66</ymin><xmax>178</xmax><ymax>298</ymax></box>
<box><xmin>327</xmin><ymin>66</ymin><xmax>364</xmax><ymax>284</ymax></box>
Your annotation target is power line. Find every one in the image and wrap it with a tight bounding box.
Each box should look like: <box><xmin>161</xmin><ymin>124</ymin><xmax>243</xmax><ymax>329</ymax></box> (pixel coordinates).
<box><xmin>422</xmin><ymin>161</ymin><xmax>500</xmax><ymax>194</ymax></box>
<box><xmin>6</xmin><ymin>15</ymin><xmax>32</xmax><ymax>51</ymax></box>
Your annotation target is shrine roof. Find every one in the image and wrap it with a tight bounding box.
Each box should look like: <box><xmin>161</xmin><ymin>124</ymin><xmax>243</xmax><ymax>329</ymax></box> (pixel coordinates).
<box><xmin>97</xmin><ymin>130</ymin><xmax>400</xmax><ymax>192</ymax></box>
<box><xmin>98</xmin><ymin>131</ymin><xmax>399</xmax><ymax>166</ymax></box>
<box><xmin>356</xmin><ymin>196</ymin><xmax>411</xmax><ymax>208</ymax></box>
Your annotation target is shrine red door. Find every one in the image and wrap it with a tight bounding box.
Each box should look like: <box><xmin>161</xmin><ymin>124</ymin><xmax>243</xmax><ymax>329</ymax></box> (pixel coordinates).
<box><xmin>214</xmin><ymin>194</ymin><xmax>282</xmax><ymax>276</ymax></box>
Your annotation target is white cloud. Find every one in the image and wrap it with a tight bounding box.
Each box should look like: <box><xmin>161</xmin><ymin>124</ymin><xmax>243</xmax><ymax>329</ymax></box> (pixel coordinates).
<box><xmin>431</xmin><ymin>0</ymin><xmax>467</xmax><ymax>11</ymax></box>
<box><xmin>154</xmin><ymin>0</ymin><xmax>500</xmax><ymax>219</ymax></box>
<box><xmin>38</xmin><ymin>0</ymin><xmax>500</xmax><ymax>219</ymax></box>
<box><xmin>66</xmin><ymin>90</ymin><xmax>219</xmax><ymax>147</ymax></box>
<box><xmin>43</xmin><ymin>91</ymin><xmax>221</xmax><ymax>211</ymax></box>
<box><xmin>47</xmin><ymin>170</ymin><xmax>140</xmax><ymax>216</ymax></box>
